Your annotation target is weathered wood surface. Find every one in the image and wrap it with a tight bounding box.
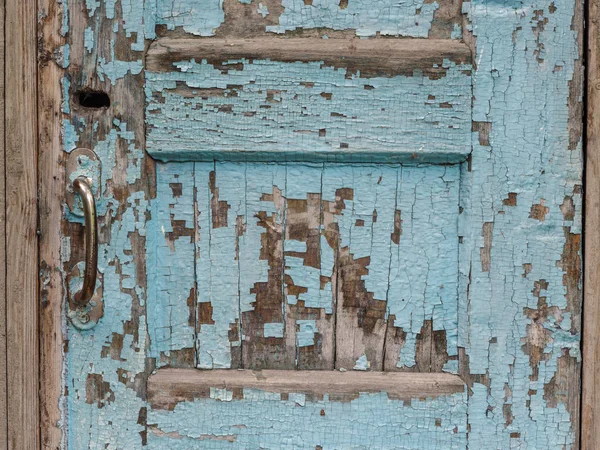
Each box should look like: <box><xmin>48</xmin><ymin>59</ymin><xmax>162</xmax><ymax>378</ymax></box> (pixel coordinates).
<box><xmin>145</xmin><ymin>54</ymin><xmax>472</xmax><ymax>164</ymax></box>
<box><xmin>458</xmin><ymin>1</ymin><xmax>584</xmax><ymax>448</ymax></box>
<box><xmin>60</xmin><ymin>1</ymin><xmax>154</xmax><ymax>449</ymax></box>
<box><xmin>150</xmin><ymin>163</ymin><xmax>460</xmax><ymax>372</ymax></box>
<box><xmin>45</xmin><ymin>0</ymin><xmax>584</xmax><ymax>448</ymax></box>
<box><xmin>148</xmin><ymin>368</ymin><xmax>466</xmax><ymax>410</ymax></box>
<box><xmin>0</xmin><ymin>1</ymin><xmax>6</xmax><ymax>448</ymax></box>
<box><xmin>5</xmin><ymin>1</ymin><xmax>39</xmax><ymax>449</ymax></box>
<box><xmin>38</xmin><ymin>0</ymin><xmax>68</xmax><ymax>448</ymax></box>
<box><xmin>147</xmin><ymin>37</ymin><xmax>472</xmax><ymax>75</ymax></box>
<box><xmin>148</xmin><ymin>385</ymin><xmax>468</xmax><ymax>448</ymax></box>
<box><xmin>583</xmin><ymin>0</ymin><xmax>600</xmax><ymax>447</ymax></box>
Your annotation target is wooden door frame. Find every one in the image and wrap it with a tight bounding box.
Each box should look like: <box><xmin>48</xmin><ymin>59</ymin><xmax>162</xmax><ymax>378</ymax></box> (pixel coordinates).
<box><xmin>2</xmin><ymin>0</ymin><xmax>41</xmax><ymax>449</ymax></box>
<box><xmin>583</xmin><ymin>0</ymin><xmax>600</xmax><ymax>448</ymax></box>
<box><xmin>0</xmin><ymin>0</ymin><xmax>596</xmax><ymax>449</ymax></box>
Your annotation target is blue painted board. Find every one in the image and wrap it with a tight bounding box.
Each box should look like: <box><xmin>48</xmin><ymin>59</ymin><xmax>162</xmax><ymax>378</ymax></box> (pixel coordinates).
<box><xmin>145</xmin><ymin>59</ymin><xmax>472</xmax><ymax>163</ymax></box>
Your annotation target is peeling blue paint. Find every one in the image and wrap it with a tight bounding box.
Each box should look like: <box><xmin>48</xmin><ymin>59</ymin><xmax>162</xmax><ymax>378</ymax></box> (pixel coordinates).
<box><xmin>145</xmin><ymin>59</ymin><xmax>472</xmax><ymax>163</ymax></box>
<box><xmin>64</xmin><ymin>0</ymin><xmax>583</xmax><ymax>448</ymax></box>
<box><xmin>296</xmin><ymin>319</ymin><xmax>317</xmax><ymax>347</ymax></box>
<box><xmin>458</xmin><ymin>0</ymin><xmax>582</xmax><ymax>447</ymax></box>
<box><xmin>84</xmin><ymin>27</ymin><xmax>94</xmax><ymax>53</ymax></box>
<box><xmin>154</xmin><ymin>0</ymin><xmax>225</xmax><ymax>36</ymax></box>
<box><xmin>263</xmin><ymin>322</ymin><xmax>284</xmax><ymax>338</ymax></box>
<box><xmin>147</xmin><ymin>163</ymin><xmax>197</xmax><ymax>364</ymax></box>
<box><xmin>98</xmin><ymin>58</ymin><xmax>143</xmax><ymax>85</ymax></box>
<box><xmin>267</xmin><ymin>0</ymin><xmax>440</xmax><ymax>37</ymax></box>
<box><xmin>257</xmin><ymin>2</ymin><xmax>269</xmax><ymax>17</ymax></box>
<box><xmin>146</xmin><ymin>389</ymin><xmax>468</xmax><ymax>449</ymax></box>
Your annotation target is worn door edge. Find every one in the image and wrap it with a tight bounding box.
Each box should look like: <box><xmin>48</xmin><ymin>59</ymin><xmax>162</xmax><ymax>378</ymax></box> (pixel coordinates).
<box><xmin>583</xmin><ymin>0</ymin><xmax>600</xmax><ymax>448</ymax></box>
<box><xmin>0</xmin><ymin>0</ymin><xmax>7</xmax><ymax>448</ymax></box>
<box><xmin>3</xmin><ymin>0</ymin><xmax>41</xmax><ymax>450</ymax></box>
<box><xmin>37</xmin><ymin>0</ymin><xmax>64</xmax><ymax>449</ymax></box>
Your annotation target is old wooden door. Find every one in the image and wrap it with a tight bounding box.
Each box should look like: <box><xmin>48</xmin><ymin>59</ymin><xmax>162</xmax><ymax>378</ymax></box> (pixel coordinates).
<box><xmin>49</xmin><ymin>0</ymin><xmax>583</xmax><ymax>448</ymax></box>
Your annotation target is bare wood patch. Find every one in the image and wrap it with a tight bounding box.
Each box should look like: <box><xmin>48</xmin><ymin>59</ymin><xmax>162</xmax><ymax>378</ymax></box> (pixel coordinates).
<box><xmin>480</xmin><ymin>222</ymin><xmax>493</xmax><ymax>272</ymax></box>
<box><xmin>334</xmin><ymin>249</ymin><xmax>387</xmax><ymax>370</ymax></box>
<box><xmin>472</xmin><ymin>121</ymin><xmax>492</xmax><ymax>146</ymax></box>
<box><xmin>242</xmin><ymin>187</ymin><xmax>293</xmax><ymax>369</ymax></box>
<box><xmin>209</xmin><ymin>171</ymin><xmax>231</xmax><ymax>228</ymax></box>
<box><xmin>529</xmin><ymin>201</ymin><xmax>549</xmax><ymax>221</ymax></box>
<box><xmin>7</xmin><ymin>0</ymin><xmax>39</xmax><ymax>448</ymax></box>
<box><xmin>284</xmin><ymin>191</ymin><xmax>335</xmax><ymax>370</ymax></box>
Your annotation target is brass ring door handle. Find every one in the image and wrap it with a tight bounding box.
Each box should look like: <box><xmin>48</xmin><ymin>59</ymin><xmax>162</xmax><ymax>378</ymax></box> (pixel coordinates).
<box><xmin>72</xmin><ymin>177</ymin><xmax>98</xmax><ymax>308</ymax></box>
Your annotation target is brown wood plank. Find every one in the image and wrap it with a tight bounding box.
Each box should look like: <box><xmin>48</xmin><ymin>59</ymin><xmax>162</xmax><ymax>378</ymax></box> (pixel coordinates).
<box><xmin>5</xmin><ymin>0</ymin><xmax>39</xmax><ymax>449</ymax></box>
<box><xmin>331</xmin><ymin>167</ymin><xmax>394</xmax><ymax>372</ymax></box>
<box><xmin>146</xmin><ymin>37</ymin><xmax>472</xmax><ymax>77</ymax></box>
<box><xmin>37</xmin><ymin>0</ymin><xmax>67</xmax><ymax>448</ymax></box>
<box><xmin>583</xmin><ymin>0</ymin><xmax>600</xmax><ymax>447</ymax></box>
<box><xmin>148</xmin><ymin>368</ymin><xmax>465</xmax><ymax>410</ymax></box>
<box><xmin>0</xmin><ymin>0</ymin><xmax>6</xmax><ymax>447</ymax></box>
<box><xmin>240</xmin><ymin>166</ymin><xmax>293</xmax><ymax>369</ymax></box>
<box><xmin>284</xmin><ymin>167</ymin><xmax>335</xmax><ymax>370</ymax></box>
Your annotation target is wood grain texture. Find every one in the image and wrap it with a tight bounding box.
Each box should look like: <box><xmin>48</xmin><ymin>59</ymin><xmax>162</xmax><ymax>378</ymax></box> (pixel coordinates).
<box><xmin>5</xmin><ymin>1</ymin><xmax>39</xmax><ymax>450</ymax></box>
<box><xmin>147</xmin><ymin>37</ymin><xmax>472</xmax><ymax>76</ymax></box>
<box><xmin>0</xmin><ymin>0</ymin><xmax>6</xmax><ymax>448</ymax></box>
<box><xmin>148</xmin><ymin>367</ymin><xmax>466</xmax><ymax>410</ymax></box>
<box><xmin>37</xmin><ymin>0</ymin><xmax>67</xmax><ymax>448</ymax></box>
<box><xmin>583</xmin><ymin>0</ymin><xmax>600</xmax><ymax>447</ymax></box>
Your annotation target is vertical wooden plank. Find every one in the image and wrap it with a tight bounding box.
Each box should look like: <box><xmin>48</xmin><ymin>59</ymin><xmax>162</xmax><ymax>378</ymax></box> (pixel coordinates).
<box><xmin>240</xmin><ymin>163</ymin><xmax>293</xmax><ymax>369</ymax></box>
<box><xmin>196</xmin><ymin>162</ymin><xmax>245</xmax><ymax>369</ymax></box>
<box><xmin>62</xmin><ymin>1</ymin><xmax>154</xmax><ymax>448</ymax></box>
<box><xmin>37</xmin><ymin>0</ymin><xmax>65</xmax><ymax>448</ymax></box>
<box><xmin>147</xmin><ymin>163</ymin><xmax>196</xmax><ymax>367</ymax></box>
<box><xmin>0</xmin><ymin>0</ymin><xmax>6</xmax><ymax>448</ymax></box>
<box><xmin>284</xmin><ymin>164</ymin><xmax>335</xmax><ymax>370</ymax></box>
<box><xmin>583</xmin><ymin>0</ymin><xmax>600</xmax><ymax>447</ymax></box>
<box><xmin>5</xmin><ymin>0</ymin><xmax>39</xmax><ymax>449</ymax></box>
<box><xmin>384</xmin><ymin>165</ymin><xmax>460</xmax><ymax>373</ymax></box>
<box><xmin>327</xmin><ymin>165</ymin><xmax>393</xmax><ymax>371</ymax></box>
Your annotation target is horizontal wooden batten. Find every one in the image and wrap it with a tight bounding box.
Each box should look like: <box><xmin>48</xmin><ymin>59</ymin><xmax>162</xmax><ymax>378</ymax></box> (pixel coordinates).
<box><xmin>145</xmin><ymin>38</ymin><xmax>473</xmax><ymax>164</ymax></box>
<box><xmin>148</xmin><ymin>368</ymin><xmax>466</xmax><ymax>410</ymax></box>
<box><xmin>147</xmin><ymin>37</ymin><xmax>472</xmax><ymax>76</ymax></box>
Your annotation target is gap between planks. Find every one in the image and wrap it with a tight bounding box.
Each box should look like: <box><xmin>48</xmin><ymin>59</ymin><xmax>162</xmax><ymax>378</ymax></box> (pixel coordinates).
<box><xmin>148</xmin><ymin>368</ymin><xmax>465</xmax><ymax>410</ymax></box>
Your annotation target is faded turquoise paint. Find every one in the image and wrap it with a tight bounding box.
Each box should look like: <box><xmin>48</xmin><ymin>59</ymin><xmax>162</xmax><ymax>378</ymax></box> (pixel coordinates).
<box><xmin>263</xmin><ymin>322</ymin><xmax>284</xmax><ymax>338</ymax></box>
<box><xmin>386</xmin><ymin>165</ymin><xmax>461</xmax><ymax>372</ymax></box>
<box><xmin>145</xmin><ymin>162</ymin><xmax>460</xmax><ymax>370</ymax></box>
<box><xmin>267</xmin><ymin>0</ymin><xmax>439</xmax><ymax>37</ymax></box>
<box><xmin>146</xmin><ymin>163</ymin><xmax>197</xmax><ymax>364</ymax></box>
<box><xmin>457</xmin><ymin>0</ymin><xmax>582</xmax><ymax>447</ymax></box>
<box><xmin>142</xmin><ymin>161</ymin><xmax>461</xmax><ymax>372</ymax></box>
<box><xmin>145</xmin><ymin>60</ymin><xmax>472</xmax><ymax>163</ymax></box>
<box><xmin>196</xmin><ymin>162</ymin><xmax>246</xmax><ymax>369</ymax></box>
<box><xmin>154</xmin><ymin>0</ymin><xmax>224</xmax><ymax>36</ymax></box>
<box><xmin>63</xmin><ymin>0</ymin><xmax>583</xmax><ymax>449</ymax></box>
<box><xmin>146</xmin><ymin>390</ymin><xmax>468</xmax><ymax>449</ymax></box>
<box><xmin>296</xmin><ymin>319</ymin><xmax>317</xmax><ymax>347</ymax></box>
<box><xmin>285</xmin><ymin>163</ymin><xmax>333</xmax><ymax>314</ymax></box>
<box><xmin>67</xmin><ymin>190</ymin><xmax>149</xmax><ymax>449</ymax></box>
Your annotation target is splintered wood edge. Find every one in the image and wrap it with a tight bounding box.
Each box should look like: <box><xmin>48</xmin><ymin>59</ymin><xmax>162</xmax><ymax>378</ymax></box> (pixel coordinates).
<box><xmin>146</xmin><ymin>38</ymin><xmax>473</xmax><ymax>76</ymax></box>
<box><xmin>148</xmin><ymin>368</ymin><xmax>466</xmax><ymax>410</ymax></box>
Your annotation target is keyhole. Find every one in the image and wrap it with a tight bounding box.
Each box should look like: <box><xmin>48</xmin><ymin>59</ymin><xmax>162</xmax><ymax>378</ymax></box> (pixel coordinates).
<box><xmin>76</xmin><ymin>90</ymin><xmax>111</xmax><ymax>109</ymax></box>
